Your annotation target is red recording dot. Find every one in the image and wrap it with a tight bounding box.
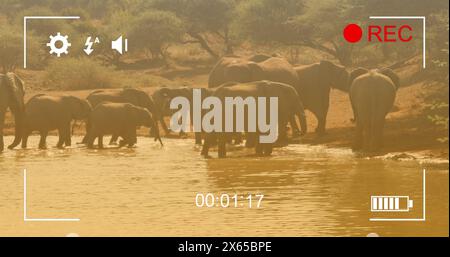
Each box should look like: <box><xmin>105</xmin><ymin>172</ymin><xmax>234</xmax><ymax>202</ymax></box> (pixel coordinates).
<box><xmin>343</xmin><ymin>23</ymin><xmax>363</xmax><ymax>43</ymax></box>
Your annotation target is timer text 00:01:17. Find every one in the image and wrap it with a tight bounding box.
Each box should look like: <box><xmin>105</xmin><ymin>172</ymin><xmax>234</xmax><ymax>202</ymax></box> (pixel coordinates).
<box><xmin>195</xmin><ymin>193</ymin><xmax>264</xmax><ymax>208</ymax></box>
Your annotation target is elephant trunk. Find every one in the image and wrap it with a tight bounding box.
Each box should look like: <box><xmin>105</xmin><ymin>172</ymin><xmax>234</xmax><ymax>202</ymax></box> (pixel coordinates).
<box><xmin>7</xmin><ymin>112</ymin><xmax>25</xmax><ymax>149</ymax></box>
<box><xmin>72</xmin><ymin>120</ymin><xmax>85</xmax><ymax>136</ymax></box>
<box><xmin>151</xmin><ymin>119</ymin><xmax>163</xmax><ymax>146</ymax></box>
<box><xmin>71</xmin><ymin>121</ymin><xmax>77</xmax><ymax>135</ymax></box>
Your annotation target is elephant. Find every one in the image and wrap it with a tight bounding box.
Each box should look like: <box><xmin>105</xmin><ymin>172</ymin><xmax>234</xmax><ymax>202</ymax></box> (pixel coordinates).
<box><xmin>201</xmin><ymin>80</ymin><xmax>307</xmax><ymax>158</ymax></box>
<box><xmin>84</xmin><ymin>102</ymin><xmax>162</xmax><ymax>149</ymax></box>
<box><xmin>293</xmin><ymin>60</ymin><xmax>349</xmax><ymax>134</ymax></box>
<box><xmin>84</xmin><ymin>88</ymin><xmax>166</xmax><ymax>144</ymax></box>
<box><xmin>208</xmin><ymin>54</ymin><xmax>300</xmax><ymax>90</ymax></box>
<box><xmin>0</xmin><ymin>72</ymin><xmax>25</xmax><ymax>152</ymax></box>
<box><xmin>152</xmin><ymin>86</ymin><xmax>213</xmax><ymax>144</ymax></box>
<box><xmin>9</xmin><ymin>94</ymin><xmax>92</xmax><ymax>149</ymax></box>
<box><xmin>208</xmin><ymin>54</ymin><xmax>302</xmax><ymax>135</ymax></box>
<box><xmin>348</xmin><ymin>68</ymin><xmax>400</xmax><ymax>152</ymax></box>
<box><xmin>152</xmin><ymin>86</ymin><xmax>195</xmax><ymax>131</ymax></box>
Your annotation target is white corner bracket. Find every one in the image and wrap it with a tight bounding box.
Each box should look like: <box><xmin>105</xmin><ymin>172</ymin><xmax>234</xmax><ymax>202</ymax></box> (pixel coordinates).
<box><xmin>23</xmin><ymin>16</ymin><xmax>80</xmax><ymax>69</ymax></box>
<box><xmin>370</xmin><ymin>169</ymin><xmax>426</xmax><ymax>222</ymax></box>
<box><xmin>23</xmin><ymin>169</ymin><xmax>79</xmax><ymax>222</ymax></box>
<box><xmin>369</xmin><ymin>16</ymin><xmax>426</xmax><ymax>68</ymax></box>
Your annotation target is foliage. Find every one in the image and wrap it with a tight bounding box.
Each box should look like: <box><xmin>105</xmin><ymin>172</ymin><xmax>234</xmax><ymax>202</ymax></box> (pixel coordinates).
<box><xmin>0</xmin><ymin>0</ymin><xmax>448</xmax><ymax>68</ymax></box>
<box><xmin>151</xmin><ymin>0</ymin><xmax>235</xmax><ymax>57</ymax></box>
<box><xmin>127</xmin><ymin>10</ymin><xmax>184</xmax><ymax>60</ymax></box>
<box><xmin>0</xmin><ymin>25</ymin><xmax>22</xmax><ymax>72</ymax></box>
<box><xmin>428</xmin><ymin>101</ymin><xmax>449</xmax><ymax>143</ymax></box>
<box><xmin>235</xmin><ymin>0</ymin><xmax>305</xmax><ymax>43</ymax></box>
<box><xmin>426</xmin><ymin>11</ymin><xmax>449</xmax><ymax>143</ymax></box>
<box><xmin>44</xmin><ymin>57</ymin><xmax>117</xmax><ymax>90</ymax></box>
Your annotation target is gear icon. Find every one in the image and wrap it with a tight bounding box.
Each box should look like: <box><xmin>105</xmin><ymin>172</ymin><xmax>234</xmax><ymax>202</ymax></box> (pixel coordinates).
<box><xmin>46</xmin><ymin>32</ymin><xmax>71</xmax><ymax>57</ymax></box>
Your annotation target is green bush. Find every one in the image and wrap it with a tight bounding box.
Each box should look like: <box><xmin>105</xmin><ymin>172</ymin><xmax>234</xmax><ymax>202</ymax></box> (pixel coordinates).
<box><xmin>44</xmin><ymin>57</ymin><xmax>117</xmax><ymax>90</ymax></box>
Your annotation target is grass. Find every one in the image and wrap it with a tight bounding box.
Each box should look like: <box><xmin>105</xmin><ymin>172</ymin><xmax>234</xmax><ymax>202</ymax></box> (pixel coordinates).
<box><xmin>43</xmin><ymin>57</ymin><xmax>118</xmax><ymax>90</ymax></box>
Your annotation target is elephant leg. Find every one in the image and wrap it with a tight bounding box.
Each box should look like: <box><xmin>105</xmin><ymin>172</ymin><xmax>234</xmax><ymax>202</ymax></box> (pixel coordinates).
<box><xmin>352</xmin><ymin>119</ymin><xmax>364</xmax><ymax>151</ymax></box>
<box><xmin>245</xmin><ymin>132</ymin><xmax>257</xmax><ymax>148</ymax></box>
<box><xmin>118</xmin><ymin>136</ymin><xmax>126</xmax><ymax>148</ymax></box>
<box><xmin>263</xmin><ymin>143</ymin><xmax>273</xmax><ymax>156</ymax></box>
<box><xmin>65</xmin><ymin>133</ymin><xmax>72</xmax><ymax>147</ymax></box>
<box><xmin>313</xmin><ymin>103</ymin><xmax>329</xmax><ymax>135</ymax></box>
<box><xmin>350</xmin><ymin>98</ymin><xmax>358</xmax><ymax>123</ymax></box>
<box><xmin>126</xmin><ymin>129</ymin><xmax>137</xmax><ymax>148</ymax></box>
<box><xmin>318</xmin><ymin>93</ymin><xmax>330</xmax><ymax>134</ymax></box>
<box><xmin>80</xmin><ymin>135</ymin><xmax>88</xmax><ymax>144</ymax></box>
<box><xmin>290</xmin><ymin>115</ymin><xmax>301</xmax><ymax>137</ymax></box>
<box><xmin>195</xmin><ymin>132</ymin><xmax>203</xmax><ymax>145</ymax></box>
<box><xmin>371</xmin><ymin>117</ymin><xmax>385</xmax><ymax>152</ymax></box>
<box><xmin>362</xmin><ymin>121</ymin><xmax>372</xmax><ymax>152</ymax></box>
<box><xmin>316</xmin><ymin>114</ymin><xmax>327</xmax><ymax>135</ymax></box>
<box><xmin>277</xmin><ymin>120</ymin><xmax>289</xmax><ymax>146</ymax></box>
<box><xmin>38</xmin><ymin>131</ymin><xmax>48</xmax><ymax>149</ymax></box>
<box><xmin>87</xmin><ymin>137</ymin><xmax>96</xmax><ymax>149</ymax></box>
<box><xmin>85</xmin><ymin>131</ymin><xmax>95</xmax><ymax>148</ymax></box>
<box><xmin>128</xmin><ymin>137</ymin><xmax>137</xmax><ymax>148</ymax></box>
<box><xmin>98</xmin><ymin>135</ymin><xmax>104</xmax><ymax>149</ymax></box>
<box><xmin>57</xmin><ymin>129</ymin><xmax>65</xmax><ymax>149</ymax></box>
<box><xmin>21</xmin><ymin>130</ymin><xmax>30</xmax><ymax>149</ymax></box>
<box><xmin>0</xmin><ymin>111</ymin><xmax>5</xmax><ymax>152</ymax></box>
<box><xmin>79</xmin><ymin>119</ymin><xmax>91</xmax><ymax>144</ymax></box>
<box><xmin>201</xmin><ymin>133</ymin><xmax>215</xmax><ymax>157</ymax></box>
<box><xmin>109</xmin><ymin>134</ymin><xmax>119</xmax><ymax>145</ymax></box>
<box><xmin>218</xmin><ymin>134</ymin><xmax>227</xmax><ymax>158</ymax></box>
<box><xmin>57</xmin><ymin>123</ymin><xmax>71</xmax><ymax>148</ymax></box>
<box><xmin>85</xmin><ymin>126</ymin><xmax>97</xmax><ymax>149</ymax></box>
<box><xmin>255</xmin><ymin>140</ymin><xmax>263</xmax><ymax>156</ymax></box>
<box><xmin>64</xmin><ymin>123</ymin><xmax>72</xmax><ymax>147</ymax></box>
<box><xmin>233</xmin><ymin>133</ymin><xmax>243</xmax><ymax>144</ymax></box>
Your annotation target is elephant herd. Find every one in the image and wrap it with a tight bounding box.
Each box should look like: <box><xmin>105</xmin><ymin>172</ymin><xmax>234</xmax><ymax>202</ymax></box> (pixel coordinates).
<box><xmin>0</xmin><ymin>54</ymin><xmax>400</xmax><ymax>157</ymax></box>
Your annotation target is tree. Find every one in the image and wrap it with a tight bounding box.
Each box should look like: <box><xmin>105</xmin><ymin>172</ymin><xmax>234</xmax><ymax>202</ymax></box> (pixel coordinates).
<box><xmin>285</xmin><ymin>0</ymin><xmax>360</xmax><ymax>66</ymax></box>
<box><xmin>235</xmin><ymin>0</ymin><xmax>306</xmax><ymax>43</ymax></box>
<box><xmin>128</xmin><ymin>10</ymin><xmax>184</xmax><ymax>60</ymax></box>
<box><xmin>0</xmin><ymin>25</ymin><xmax>22</xmax><ymax>72</ymax></box>
<box><xmin>235</xmin><ymin>0</ymin><xmax>359</xmax><ymax>66</ymax></box>
<box><xmin>151</xmin><ymin>0</ymin><xmax>235</xmax><ymax>58</ymax></box>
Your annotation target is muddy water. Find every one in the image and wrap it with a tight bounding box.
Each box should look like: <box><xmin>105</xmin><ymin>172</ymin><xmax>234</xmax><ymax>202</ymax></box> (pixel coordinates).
<box><xmin>0</xmin><ymin>136</ymin><xmax>448</xmax><ymax>236</ymax></box>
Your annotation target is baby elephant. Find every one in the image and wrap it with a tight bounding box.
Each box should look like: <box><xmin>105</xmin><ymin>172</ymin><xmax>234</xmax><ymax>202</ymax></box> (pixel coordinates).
<box><xmin>9</xmin><ymin>94</ymin><xmax>92</xmax><ymax>149</ymax></box>
<box><xmin>85</xmin><ymin>102</ymin><xmax>162</xmax><ymax>149</ymax></box>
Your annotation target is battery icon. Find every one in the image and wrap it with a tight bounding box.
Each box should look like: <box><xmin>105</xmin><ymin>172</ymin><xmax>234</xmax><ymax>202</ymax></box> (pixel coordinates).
<box><xmin>371</xmin><ymin>196</ymin><xmax>414</xmax><ymax>212</ymax></box>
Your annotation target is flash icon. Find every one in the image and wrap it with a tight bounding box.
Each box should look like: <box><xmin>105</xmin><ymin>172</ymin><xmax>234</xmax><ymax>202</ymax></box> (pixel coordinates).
<box><xmin>84</xmin><ymin>36</ymin><xmax>100</xmax><ymax>55</ymax></box>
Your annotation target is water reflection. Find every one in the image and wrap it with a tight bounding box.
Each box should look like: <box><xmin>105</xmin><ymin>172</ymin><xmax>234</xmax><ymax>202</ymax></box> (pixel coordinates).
<box><xmin>0</xmin><ymin>136</ymin><xmax>448</xmax><ymax>236</ymax></box>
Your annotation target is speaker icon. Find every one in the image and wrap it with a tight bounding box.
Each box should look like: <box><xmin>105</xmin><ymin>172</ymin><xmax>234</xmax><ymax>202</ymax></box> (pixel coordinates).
<box><xmin>111</xmin><ymin>35</ymin><xmax>128</xmax><ymax>54</ymax></box>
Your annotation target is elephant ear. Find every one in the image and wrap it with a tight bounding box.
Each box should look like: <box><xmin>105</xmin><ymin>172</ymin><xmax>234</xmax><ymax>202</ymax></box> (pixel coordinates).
<box><xmin>131</xmin><ymin>105</ymin><xmax>142</xmax><ymax>119</ymax></box>
<box><xmin>11</xmin><ymin>73</ymin><xmax>25</xmax><ymax>97</ymax></box>
<box><xmin>4</xmin><ymin>72</ymin><xmax>25</xmax><ymax>112</ymax></box>
<box><xmin>248</xmin><ymin>61</ymin><xmax>265</xmax><ymax>80</ymax></box>
<box><xmin>378</xmin><ymin>68</ymin><xmax>400</xmax><ymax>90</ymax></box>
<box><xmin>317</xmin><ymin>60</ymin><xmax>336</xmax><ymax>88</ymax></box>
<box><xmin>64</xmin><ymin>96</ymin><xmax>89</xmax><ymax>119</ymax></box>
<box><xmin>349</xmin><ymin>67</ymin><xmax>369</xmax><ymax>84</ymax></box>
